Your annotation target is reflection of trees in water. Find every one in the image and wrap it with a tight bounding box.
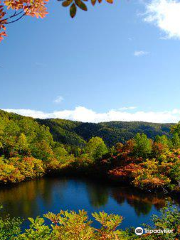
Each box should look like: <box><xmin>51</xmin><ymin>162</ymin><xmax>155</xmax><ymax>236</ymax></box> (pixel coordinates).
<box><xmin>85</xmin><ymin>181</ymin><xmax>109</xmax><ymax>208</ymax></box>
<box><xmin>0</xmin><ymin>177</ymin><xmax>179</xmax><ymax>220</ymax></box>
<box><xmin>0</xmin><ymin>180</ymin><xmax>44</xmax><ymax>217</ymax></box>
<box><xmin>111</xmin><ymin>187</ymin><xmax>168</xmax><ymax>216</ymax></box>
<box><xmin>0</xmin><ymin>177</ymin><xmax>68</xmax><ymax>218</ymax></box>
<box><xmin>42</xmin><ymin>177</ymin><xmax>68</xmax><ymax>207</ymax></box>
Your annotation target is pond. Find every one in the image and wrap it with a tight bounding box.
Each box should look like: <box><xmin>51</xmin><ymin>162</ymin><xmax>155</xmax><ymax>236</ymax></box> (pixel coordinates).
<box><xmin>0</xmin><ymin>176</ymin><xmax>179</xmax><ymax>230</ymax></box>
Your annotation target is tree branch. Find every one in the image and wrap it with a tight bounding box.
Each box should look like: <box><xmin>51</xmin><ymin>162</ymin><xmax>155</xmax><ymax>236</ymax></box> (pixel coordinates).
<box><xmin>6</xmin><ymin>12</ymin><xmax>26</xmax><ymax>24</ymax></box>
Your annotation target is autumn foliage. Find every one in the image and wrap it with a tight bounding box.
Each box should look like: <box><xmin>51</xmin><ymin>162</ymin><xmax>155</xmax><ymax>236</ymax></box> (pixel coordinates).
<box><xmin>0</xmin><ymin>0</ymin><xmax>113</xmax><ymax>42</ymax></box>
<box><xmin>104</xmin><ymin>133</ymin><xmax>180</xmax><ymax>192</ymax></box>
<box><xmin>0</xmin><ymin>110</ymin><xmax>180</xmax><ymax>239</ymax></box>
<box><xmin>0</xmin><ymin>203</ymin><xmax>180</xmax><ymax>239</ymax></box>
<box><xmin>0</xmin><ymin>109</ymin><xmax>180</xmax><ymax>195</ymax></box>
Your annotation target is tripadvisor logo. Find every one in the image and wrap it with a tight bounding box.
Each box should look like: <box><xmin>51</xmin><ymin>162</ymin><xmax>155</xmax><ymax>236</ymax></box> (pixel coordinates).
<box><xmin>135</xmin><ymin>227</ymin><xmax>174</xmax><ymax>235</ymax></box>
<box><xmin>135</xmin><ymin>227</ymin><xmax>144</xmax><ymax>235</ymax></box>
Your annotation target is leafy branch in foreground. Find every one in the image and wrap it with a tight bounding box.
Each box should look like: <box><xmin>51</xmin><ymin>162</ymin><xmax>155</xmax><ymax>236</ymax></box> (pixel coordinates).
<box><xmin>61</xmin><ymin>0</ymin><xmax>113</xmax><ymax>18</ymax></box>
<box><xmin>0</xmin><ymin>205</ymin><xmax>22</xmax><ymax>240</ymax></box>
<box><xmin>0</xmin><ymin>0</ymin><xmax>114</xmax><ymax>42</ymax></box>
<box><xmin>15</xmin><ymin>210</ymin><xmax>125</xmax><ymax>240</ymax></box>
<box><xmin>0</xmin><ymin>204</ymin><xmax>179</xmax><ymax>239</ymax></box>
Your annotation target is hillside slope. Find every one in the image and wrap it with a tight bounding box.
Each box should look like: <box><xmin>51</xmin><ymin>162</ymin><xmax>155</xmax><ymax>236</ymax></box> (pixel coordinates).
<box><xmin>0</xmin><ymin>109</ymin><xmax>173</xmax><ymax>147</ymax></box>
<box><xmin>38</xmin><ymin>118</ymin><xmax>173</xmax><ymax>147</ymax></box>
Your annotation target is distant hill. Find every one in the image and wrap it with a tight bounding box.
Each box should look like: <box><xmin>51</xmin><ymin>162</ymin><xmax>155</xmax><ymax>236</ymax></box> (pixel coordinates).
<box><xmin>0</xmin><ymin>109</ymin><xmax>173</xmax><ymax>147</ymax></box>
<box><xmin>37</xmin><ymin>118</ymin><xmax>86</xmax><ymax>147</ymax></box>
<box><xmin>37</xmin><ymin>118</ymin><xmax>173</xmax><ymax>147</ymax></box>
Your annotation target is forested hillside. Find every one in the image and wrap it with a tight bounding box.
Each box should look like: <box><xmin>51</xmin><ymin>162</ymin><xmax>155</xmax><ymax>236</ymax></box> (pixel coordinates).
<box><xmin>37</xmin><ymin>118</ymin><xmax>86</xmax><ymax>147</ymax></box>
<box><xmin>0</xmin><ymin>109</ymin><xmax>180</xmax><ymax>238</ymax></box>
<box><xmin>0</xmin><ymin>109</ymin><xmax>174</xmax><ymax>149</ymax></box>
<box><xmin>1</xmin><ymin>109</ymin><xmax>180</xmax><ymax>194</ymax></box>
<box><xmin>38</xmin><ymin>118</ymin><xmax>172</xmax><ymax>147</ymax></box>
<box><xmin>1</xmin><ymin>110</ymin><xmax>172</xmax><ymax>148</ymax></box>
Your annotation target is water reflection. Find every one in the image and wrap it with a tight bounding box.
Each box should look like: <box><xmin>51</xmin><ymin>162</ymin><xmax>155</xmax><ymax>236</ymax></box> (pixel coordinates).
<box><xmin>86</xmin><ymin>183</ymin><xmax>109</xmax><ymax>208</ymax></box>
<box><xmin>0</xmin><ymin>177</ymin><xmax>179</xmax><ymax>228</ymax></box>
<box><xmin>112</xmin><ymin>187</ymin><xmax>167</xmax><ymax>216</ymax></box>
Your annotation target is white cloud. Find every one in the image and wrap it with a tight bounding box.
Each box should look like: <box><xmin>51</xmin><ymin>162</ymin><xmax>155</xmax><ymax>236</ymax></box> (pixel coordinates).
<box><xmin>134</xmin><ymin>51</ymin><xmax>149</xmax><ymax>56</ymax></box>
<box><xmin>53</xmin><ymin>96</ymin><xmax>64</xmax><ymax>104</ymax></box>
<box><xmin>3</xmin><ymin>107</ymin><xmax>180</xmax><ymax>123</ymax></box>
<box><xmin>144</xmin><ymin>0</ymin><xmax>180</xmax><ymax>39</ymax></box>
<box><xmin>4</xmin><ymin>109</ymin><xmax>51</xmax><ymax>119</ymax></box>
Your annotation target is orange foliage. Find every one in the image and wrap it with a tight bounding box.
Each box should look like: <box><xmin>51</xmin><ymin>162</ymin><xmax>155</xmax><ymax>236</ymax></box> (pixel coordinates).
<box><xmin>0</xmin><ymin>2</ymin><xmax>7</xmax><ymax>41</ymax></box>
<box><xmin>0</xmin><ymin>0</ymin><xmax>114</xmax><ymax>42</ymax></box>
<box><xmin>0</xmin><ymin>156</ymin><xmax>44</xmax><ymax>183</ymax></box>
<box><xmin>0</xmin><ymin>0</ymin><xmax>48</xmax><ymax>42</ymax></box>
<box><xmin>3</xmin><ymin>0</ymin><xmax>49</xmax><ymax>17</ymax></box>
<box><xmin>101</xmin><ymin>139</ymin><xmax>180</xmax><ymax>192</ymax></box>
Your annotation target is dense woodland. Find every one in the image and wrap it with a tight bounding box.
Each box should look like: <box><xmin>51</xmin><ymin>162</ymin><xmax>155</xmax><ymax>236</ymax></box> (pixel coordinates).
<box><xmin>0</xmin><ymin>109</ymin><xmax>180</xmax><ymax>194</ymax></box>
<box><xmin>0</xmin><ymin>109</ymin><xmax>180</xmax><ymax>239</ymax></box>
<box><xmin>37</xmin><ymin>118</ymin><xmax>172</xmax><ymax>147</ymax></box>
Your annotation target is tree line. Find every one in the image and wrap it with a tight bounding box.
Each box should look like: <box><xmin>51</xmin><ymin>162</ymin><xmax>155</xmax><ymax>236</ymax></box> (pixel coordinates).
<box><xmin>0</xmin><ymin>109</ymin><xmax>180</xmax><ymax>194</ymax></box>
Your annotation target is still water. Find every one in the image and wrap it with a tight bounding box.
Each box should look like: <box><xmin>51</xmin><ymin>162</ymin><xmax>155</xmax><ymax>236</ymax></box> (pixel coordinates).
<box><xmin>0</xmin><ymin>177</ymin><xmax>179</xmax><ymax>230</ymax></box>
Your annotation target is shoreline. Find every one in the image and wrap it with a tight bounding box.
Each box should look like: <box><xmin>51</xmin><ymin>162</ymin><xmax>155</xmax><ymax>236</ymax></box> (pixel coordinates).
<box><xmin>1</xmin><ymin>168</ymin><xmax>180</xmax><ymax>204</ymax></box>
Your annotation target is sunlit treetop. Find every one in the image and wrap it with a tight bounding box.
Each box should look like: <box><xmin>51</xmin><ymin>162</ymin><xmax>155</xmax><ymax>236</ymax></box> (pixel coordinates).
<box><xmin>0</xmin><ymin>0</ymin><xmax>113</xmax><ymax>42</ymax></box>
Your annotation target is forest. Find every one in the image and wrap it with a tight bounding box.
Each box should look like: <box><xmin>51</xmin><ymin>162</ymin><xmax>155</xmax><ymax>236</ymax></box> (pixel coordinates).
<box><xmin>0</xmin><ymin>109</ymin><xmax>180</xmax><ymax>239</ymax></box>
<box><xmin>37</xmin><ymin>118</ymin><xmax>172</xmax><ymax>147</ymax></box>
<box><xmin>0</xmin><ymin>109</ymin><xmax>180</xmax><ymax>193</ymax></box>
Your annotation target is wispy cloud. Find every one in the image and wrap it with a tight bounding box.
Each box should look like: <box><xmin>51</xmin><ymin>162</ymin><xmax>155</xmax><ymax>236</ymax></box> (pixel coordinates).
<box><xmin>53</xmin><ymin>96</ymin><xmax>64</xmax><ymax>104</ymax></box>
<box><xmin>134</xmin><ymin>51</ymin><xmax>149</xmax><ymax>57</ymax></box>
<box><xmin>144</xmin><ymin>0</ymin><xmax>180</xmax><ymax>40</ymax></box>
<box><xmin>3</xmin><ymin>107</ymin><xmax>180</xmax><ymax>123</ymax></box>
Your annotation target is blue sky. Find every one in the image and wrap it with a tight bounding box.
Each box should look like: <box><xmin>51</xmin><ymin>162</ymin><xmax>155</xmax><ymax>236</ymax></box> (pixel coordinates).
<box><xmin>1</xmin><ymin>0</ymin><xmax>180</xmax><ymax>123</ymax></box>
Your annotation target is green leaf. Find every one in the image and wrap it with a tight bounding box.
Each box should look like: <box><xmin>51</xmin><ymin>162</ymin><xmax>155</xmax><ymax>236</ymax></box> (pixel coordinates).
<box><xmin>70</xmin><ymin>3</ymin><xmax>77</xmax><ymax>18</ymax></box>
<box><xmin>75</xmin><ymin>0</ymin><xmax>87</xmax><ymax>11</ymax></box>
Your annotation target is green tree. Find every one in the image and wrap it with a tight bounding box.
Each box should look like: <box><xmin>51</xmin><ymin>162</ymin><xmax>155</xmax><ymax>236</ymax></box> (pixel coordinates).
<box><xmin>155</xmin><ymin>135</ymin><xmax>170</xmax><ymax>148</ymax></box>
<box><xmin>172</xmin><ymin>133</ymin><xmax>180</xmax><ymax>149</ymax></box>
<box><xmin>53</xmin><ymin>145</ymin><xmax>68</xmax><ymax>158</ymax></box>
<box><xmin>133</xmin><ymin>133</ymin><xmax>152</xmax><ymax>158</ymax></box>
<box><xmin>17</xmin><ymin>133</ymin><xmax>29</xmax><ymax>155</ymax></box>
<box><xmin>85</xmin><ymin>137</ymin><xmax>108</xmax><ymax>161</ymax></box>
<box><xmin>2</xmin><ymin>121</ymin><xmax>20</xmax><ymax>156</ymax></box>
<box><xmin>171</xmin><ymin>121</ymin><xmax>180</xmax><ymax>136</ymax></box>
<box><xmin>31</xmin><ymin>140</ymin><xmax>54</xmax><ymax>162</ymax></box>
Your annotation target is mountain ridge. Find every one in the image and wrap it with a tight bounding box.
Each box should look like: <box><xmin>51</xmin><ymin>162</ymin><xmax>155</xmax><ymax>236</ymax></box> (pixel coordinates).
<box><xmin>36</xmin><ymin>118</ymin><xmax>173</xmax><ymax>147</ymax></box>
<box><xmin>0</xmin><ymin>109</ymin><xmax>174</xmax><ymax>147</ymax></box>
